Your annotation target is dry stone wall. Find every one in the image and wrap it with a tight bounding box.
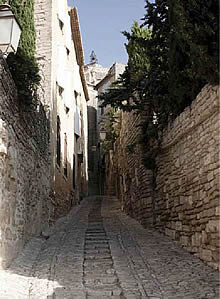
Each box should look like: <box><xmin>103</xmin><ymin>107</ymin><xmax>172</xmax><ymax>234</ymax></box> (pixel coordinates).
<box><xmin>0</xmin><ymin>56</ymin><xmax>53</xmax><ymax>269</ymax></box>
<box><xmin>107</xmin><ymin>111</ymin><xmax>154</xmax><ymax>226</ymax></box>
<box><xmin>155</xmin><ymin>84</ymin><xmax>219</xmax><ymax>270</ymax></box>
<box><xmin>107</xmin><ymin>84</ymin><xmax>219</xmax><ymax>270</ymax></box>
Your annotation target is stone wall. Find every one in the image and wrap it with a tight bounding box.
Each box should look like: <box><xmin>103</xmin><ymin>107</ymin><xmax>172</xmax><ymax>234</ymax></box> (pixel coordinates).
<box><xmin>107</xmin><ymin>84</ymin><xmax>219</xmax><ymax>270</ymax></box>
<box><xmin>155</xmin><ymin>84</ymin><xmax>219</xmax><ymax>270</ymax></box>
<box><xmin>0</xmin><ymin>56</ymin><xmax>53</xmax><ymax>269</ymax></box>
<box><xmin>34</xmin><ymin>0</ymin><xmax>52</xmax><ymax>108</ymax></box>
<box><xmin>106</xmin><ymin>111</ymin><xmax>154</xmax><ymax>226</ymax></box>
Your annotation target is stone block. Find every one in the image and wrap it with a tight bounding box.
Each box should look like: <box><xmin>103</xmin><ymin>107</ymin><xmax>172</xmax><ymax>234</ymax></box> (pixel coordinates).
<box><xmin>201</xmin><ymin>231</ymin><xmax>209</xmax><ymax>245</ymax></box>
<box><xmin>192</xmin><ymin>232</ymin><xmax>202</xmax><ymax>247</ymax></box>
<box><xmin>165</xmin><ymin>228</ymin><xmax>176</xmax><ymax>239</ymax></box>
<box><xmin>200</xmin><ymin>249</ymin><xmax>213</xmax><ymax>262</ymax></box>
<box><xmin>182</xmin><ymin>225</ymin><xmax>191</xmax><ymax>232</ymax></box>
<box><xmin>205</xmin><ymin>220</ymin><xmax>219</xmax><ymax>233</ymax></box>
<box><xmin>207</xmin><ymin>171</ymin><xmax>214</xmax><ymax>182</ymax></box>
<box><xmin>215</xmin><ymin>207</ymin><xmax>220</xmax><ymax>216</ymax></box>
<box><xmin>180</xmin><ymin>235</ymin><xmax>189</xmax><ymax>246</ymax></box>
<box><xmin>175</xmin><ymin>221</ymin><xmax>182</xmax><ymax>231</ymax></box>
<box><xmin>212</xmin><ymin>250</ymin><xmax>219</xmax><ymax>262</ymax></box>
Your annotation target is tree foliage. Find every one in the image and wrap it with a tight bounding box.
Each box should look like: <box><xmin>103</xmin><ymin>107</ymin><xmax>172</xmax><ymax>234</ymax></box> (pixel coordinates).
<box><xmin>99</xmin><ymin>0</ymin><xmax>219</xmax><ymax>120</ymax></box>
<box><xmin>99</xmin><ymin>0</ymin><xmax>219</xmax><ymax>169</ymax></box>
<box><xmin>99</xmin><ymin>21</ymin><xmax>151</xmax><ymax>111</ymax></box>
<box><xmin>168</xmin><ymin>0</ymin><xmax>219</xmax><ymax>115</ymax></box>
<box><xmin>0</xmin><ymin>0</ymin><xmax>40</xmax><ymax>105</ymax></box>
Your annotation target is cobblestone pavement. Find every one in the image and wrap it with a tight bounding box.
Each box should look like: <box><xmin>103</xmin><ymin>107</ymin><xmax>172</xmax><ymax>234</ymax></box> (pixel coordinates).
<box><xmin>0</xmin><ymin>196</ymin><xmax>219</xmax><ymax>299</ymax></box>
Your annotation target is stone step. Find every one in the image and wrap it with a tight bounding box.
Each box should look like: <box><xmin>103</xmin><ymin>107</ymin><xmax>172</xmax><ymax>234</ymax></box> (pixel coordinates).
<box><xmin>85</xmin><ymin>236</ymin><xmax>108</xmax><ymax>242</ymax></box>
<box><xmin>85</xmin><ymin>232</ymin><xmax>106</xmax><ymax>235</ymax></box>
<box><xmin>84</xmin><ymin>275</ymin><xmax>118</xmax><ymax>284</ymax></box>
<box><xmin>87</xmin><ymin>296</ymin><xmax>121</xmax><ymax>299</ymax></box>
<box><xmin>86</xmin><ymin>286</ymin><xmax>122</xmax><ymax>296</ymax></box>
<box><xmin>84</xmin><ymin>249</ymin><xmax>111</xmax><ymax>254</ymax></box>
<box><xmin>83</xmin><ymin>259</ymin><xmax>113</xmax><ymax>271</ymax></box>
<box><xmin>84</xmin><ymin>268</ymin><xmax>116</xmax><ymax>276</ymax></box>
<box><xmin>85</xmin><ymin>245</ymin><xmax>110</xmax><ymax>250</ymax></box>
<box><xmin>86</xmin><ymin>229</ymin><xmax>105</xmax><ymax>233</ymax></box>
<box><xmin>84</xmin><ymin>254</ymin><xmax>112</xmax><ymax>260</ymax></box>
<box><xmin>85</xmin><ymin>239</ymin><xmax>109</xmax><ymax>243</ymax></box>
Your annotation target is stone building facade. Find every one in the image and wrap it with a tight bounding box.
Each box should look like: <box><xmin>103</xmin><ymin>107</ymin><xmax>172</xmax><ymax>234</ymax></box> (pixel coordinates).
<box><xmin>0</xmin><ymin>57</ymin><xmax>52</xmax><ymax>269</ymax></box>
<box><xmin>95</xmin><ymin>62</ymin><xmax>126</xmax><ymax>126</ymax></box>
<box><xmin>95</xmin><ymin>62</ymin><xmax>126</xmax><ymax>195</ymax></box>
<box><xmin>34</xmin><ymin>0</ymin><xmax>89</xmax><ymax>217</ymax></box>
<box><xmin>84</xmin><ymin>61</ymin><xmax>125</xmax><ymax>195</ymax></box>
<box><xmin>84</xmin><ymin>59</ymin><xmax>109</xmax><ymax>195</ymax></box>
<box><xmin>106</xmin><ymin>84</ymin><xmax>220</xmax><ymax>270</ymax></box>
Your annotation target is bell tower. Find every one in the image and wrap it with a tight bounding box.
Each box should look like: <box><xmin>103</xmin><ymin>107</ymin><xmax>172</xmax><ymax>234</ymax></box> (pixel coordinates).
<box><xmin>90</xmin><ymin>50</ymin><xmax>98</xmax><ymax>64</ymax></box>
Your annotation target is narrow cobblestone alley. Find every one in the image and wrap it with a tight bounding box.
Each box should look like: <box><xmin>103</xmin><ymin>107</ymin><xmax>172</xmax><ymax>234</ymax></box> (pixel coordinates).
<box><xmin>0</xmin><ymin>196</ymin><xmax>219</xmax><ymax>299</ymax></box>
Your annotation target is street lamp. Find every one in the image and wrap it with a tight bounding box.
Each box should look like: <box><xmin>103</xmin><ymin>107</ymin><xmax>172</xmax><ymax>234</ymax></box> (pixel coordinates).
<box><xmin>100</xmin><ymin>128</ymin><xmax>106</xmax><ymax>142</ymax></box>
<box><xmin>0</xmin><ymin>4</ymin><xmax>22</xmax><ymax>55</ymax></box>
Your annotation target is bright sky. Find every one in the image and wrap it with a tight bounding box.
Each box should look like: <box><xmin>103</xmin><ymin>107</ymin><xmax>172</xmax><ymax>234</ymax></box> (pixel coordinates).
<box><xmin>67</xmin><ymin>0</ymin><xmax>146</xmax><ymax>67</ymax></box>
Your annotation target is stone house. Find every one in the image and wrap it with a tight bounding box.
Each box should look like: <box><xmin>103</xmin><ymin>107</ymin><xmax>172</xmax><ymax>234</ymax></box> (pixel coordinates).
<box><xmin>84</xmin><ymin>60</ymin><xmax>125</xmax><ymax>195</ymax></box>
<box><xmin>0</xmin><ymin>1</ymin><xmax>89</xmax><ymax>269</ymax></box>
<box><xmin>84</xmin><ymin>56</ymin><xmax>109</xmax><ymax>195</ymax></box>
<box><xmin>95</xmin><ymin>63</ymin><xmax>126</xmax><ymax>195</ymax></box>
<box><xmin>95</xmin><ymin>62</ymin><xmax>126</xmax><ymax>126</ymax></box>
<box><xmin>34</xmin><ymin>1</ymin><xmax>89</xmax><ymax>217</ymax></box>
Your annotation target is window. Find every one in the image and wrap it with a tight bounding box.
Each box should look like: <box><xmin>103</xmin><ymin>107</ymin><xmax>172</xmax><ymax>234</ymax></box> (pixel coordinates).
<box><xmin>64</xmin><ymin>133</ymin><xmax>68</xmax><ymax>177</ymax></box>
<box><xmin>74</xmin><ymin>90</ymin><xmax>78</xmax><ymax>105</ymax></box>
<box><xmin>72</xmin><ymin>154</ymin><xmax>75</xmax><ymax>189</ymax></box>
<box><xmin>56</xmin><ymin>116</ymin><xmax>61</xmax><ymax>167</ymax></box>
<box><xmin>58</xmin><ymin>85</ymin><xmax>64</xmax><ymax>97</ymax></box>
<box><xmin>59</xmin><ymin>19</ymin><xmax>64</xmax><ymax>32</ymax></box>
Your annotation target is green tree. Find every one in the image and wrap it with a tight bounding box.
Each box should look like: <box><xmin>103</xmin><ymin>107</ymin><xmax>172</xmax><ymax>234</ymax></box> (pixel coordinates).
<box><xmin>99</xmin><ymin>21</ymin><xmax>151</xmax><ymax>111</ymax></box>
<box><xmin>98</xmin><ymin>0</ymin><xmax>219</xmax><ymax>170</ymax></box>
<box><xmin>100</xmin><ymin>0</ymin><xmax>219</xmax><ymax>121</ymax></box>
<box><xmin>140</xmin><ymin>0</ymin><xmax>170</xmax><ymax>125</ymax></box>
<box><xmin>168</xmin><ymin>0</ymin><xmax>219</xmax><ymax>115</ymax></box>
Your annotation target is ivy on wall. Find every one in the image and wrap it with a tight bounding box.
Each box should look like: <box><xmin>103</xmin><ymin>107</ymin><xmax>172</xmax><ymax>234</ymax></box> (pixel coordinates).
<box><xmin>0</xmin><ymin>0</ymin><xmax>50</xmax><ymax>154</ymax></box>
<box><xmin>0</xmin><ymin>0</ymin><xmax>40</xmax><ymax>105</ymax></box>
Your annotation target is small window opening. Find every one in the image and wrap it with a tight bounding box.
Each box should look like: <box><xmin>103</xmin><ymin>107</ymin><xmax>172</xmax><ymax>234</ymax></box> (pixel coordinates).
<box><xmin>56</xmin><ymin>116</ymin><xmax>61</xmax><ymax>167</ymax></box>
<box><xmin>59</xmin><ymin>20</ymin><xmax>64</xmax><ymax>32</ymax></box>
<box><xmin>64</xmin><ymin>133</ymin><xmax>68</xmax><ymax>177</ymax></box>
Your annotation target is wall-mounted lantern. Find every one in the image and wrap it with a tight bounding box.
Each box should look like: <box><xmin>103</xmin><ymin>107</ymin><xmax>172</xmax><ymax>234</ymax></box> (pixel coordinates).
<box><xmin>100</xmin><ymin>128</ymin><xmax>107</xmax><ymax>141</ymax></box>
<box><xmin>0</xmin><ymin>4</ymin><xmax>22</xmax><ymax>55</ymax></box>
